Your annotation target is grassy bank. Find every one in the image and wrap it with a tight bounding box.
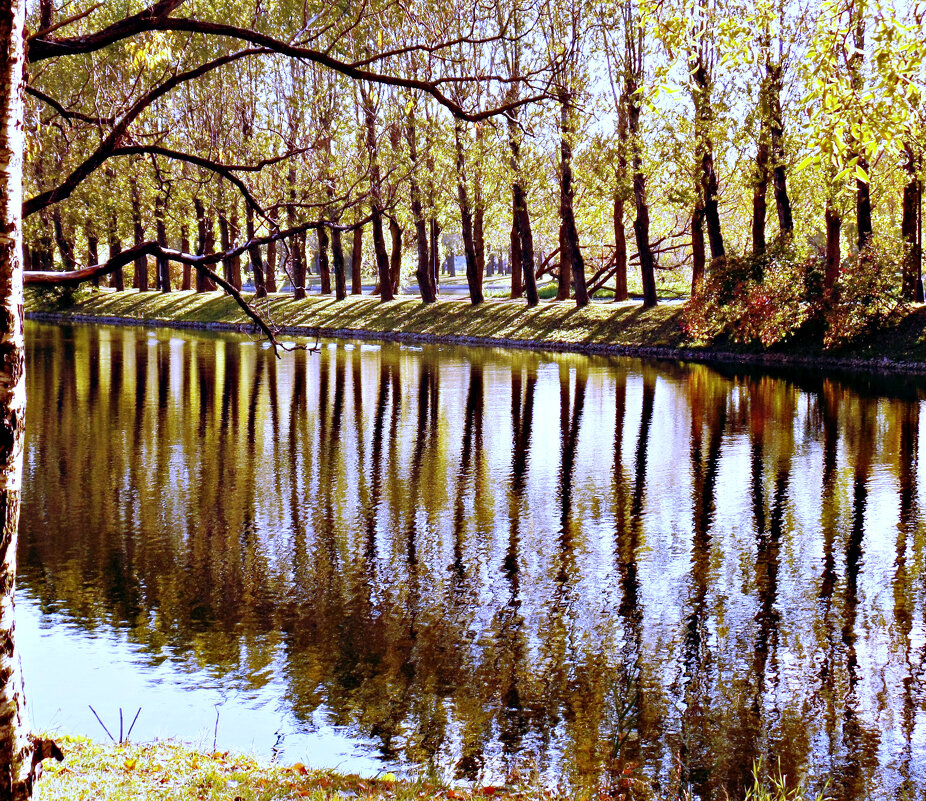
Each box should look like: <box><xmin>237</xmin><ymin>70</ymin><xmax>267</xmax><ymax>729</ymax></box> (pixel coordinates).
<box><xmin>25</xmin><ymin>287</ymin><xmax>926</xmax><ymax>371</ymax></box>
<box><xmin>40</xmin><ymin>736</ymin><xmax>461</xmax><ymax>801</ymax></box>
<box><xmin>41</xmin><ymin>736</ymin><xmax>819</xmax><ymax>801</ymax></box>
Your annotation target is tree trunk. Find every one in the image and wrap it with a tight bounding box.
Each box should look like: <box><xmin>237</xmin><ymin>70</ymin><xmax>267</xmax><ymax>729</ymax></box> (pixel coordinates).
<box><xmin>229</xmin><ymin>209</ymin><xmax>242</xmax><ymax>291</ymax></box>
<box><xmin>557</xmin><ymin>221</ymin><xmax>570</xmax><ymax>300</ymax></box>
<box><xmin>429</xmin><ymin>218</ymin><xmax>440</xmax><ymax>296</ymax></box>
<box><xmin>692</xmin><ymin>59</ymin><xmax>725</xmax><ymax>263</ymax></box>
<box><xmin>287</xmin><ymin>167</ymin><xmax>306</xmax><ymax>299</ymax></box>
<box><xmin>332</xmin><ymin>225</ymin><xmax>346</xmax><ymax>300</ymax></box>
<box><xmin>351</xmin><ymin>224</ymin><xmax>363</xmax><ymax>294</ymax></box>
<box><xmin>454</xmin><ymin>120</ymin><xmax>483</xmax><ymax>305</ymax></box>
<box><xmin>246</xmin><ymin>203</ymin><xmax>265</xmax><ymax>299</ymax></box>
<box><xmin>406</xmin><ymin>114</ymin><xmax>434</xmax><ymax>304</ymax></box>
<box><xmin>627</xmin><ymin>79</ymin><xmax>656</xmax><ymax>308</ymax></box>
<box><xmin>155</xmin><ymin>194</ymin><xmax>170</xmax><ymax>293</ymax></box>
<box><xmin>559</xmin><ymin>98</ymin><xmax>588</xmax><ymax>307</ymax></box>
<box><xmin>856</xmin><ymin>161</ymin><xmax>873</xmax><ymax>250</ymax></box>
<box><xmin>131</xmin><ymin>180</ymin><xmax>148</xmax><ymax>291</ymax></box>
<box><xmin>371</xmin><ymin>210</ymin><xmax>390</xmax><ymax>300</ymax></box>
<box><xmin>901</xmin><ymin>147</ymin><xmax>918</xmax><ymax>299</ymax></box>
<box><xmin>265</xmin><ymin>207</ymin><xmax>278</xmax><ymax>292</ymax></box>
<box><xmin>613</xmin><ymin>194</ymin><xmax>628</xmax><ymax>302</ymax></box>
<box><xmin>194</xmin><ymin>197</ymin><xmax>214</xmax><ymax>293</ymax></box>
<box><xmin>86</xmin><ymin>224</ymin><xmax>99</xmax><ymax>288</ymax></box>
<box><xmin>51</xmin><ymin>208</ymin><xmax>76</xmax><ymax>271</ymax></box>
<box><xmin>691</xmin><ymin>203</ymin><xmax>706</xmax><ymax>294</ymax></box>
<box><xmin>824</xmin><ymin>202</ymin><xmax>841</xmax><ymax>291</ymax></box>
<box><xmin>219</xmin><ymin>210</ymin><xmax>235</xmax><ymax>291</ymax></box>
<box><xmin>752</xmin><ymin>137</ymin><xmax>769</xmax><ymax>256</ymax></box>
<box><xmin>180</xmin><ymin>225</ymin><xmax>191</xmax><ymax>290</ymax></box>
<box><xmin>0</xmin><ymin>4</ymin><xmax>61</xmax><ymax>797</ymax></box>
<box><xmin>473</xmin><ymin>197</ymin><xmax>486</xmax><ymax>294</ymax></box>
<box><xmin>767</xmin><ymin>64</ymin><xmax>793</xmax><ymax>236</ymax></box>
<box><xmin>510</xmin><ymin>202</ymin><xmax>523</xmax><ymax>300</ymax></box>
<box><xmin>514</xmin><ymin>184</ymin><xmax>538</xmax><ymax>306</ymax></box>
<box><xmin>108</xmin><ymin>211</ymin><xmax>124</xmax><ymax>291</ymax></box>
<box><xmin>294</xmin><ymin>230</ymin><xmax>307</xmax><ymax>299</ymax></box>
<box><xmin>317</xmin><ymin>225</ymin><xmax>331</xmax><ymax>295</ymax></box>
<box><xmin>388</xmin><ymin>218</ymin><xmax>402</xmax><ymax>295</ymax></box>
<box><xmin>362</xmin><ymin>85</ymin><xmax>392</xmax><ymax>302</ymax></box>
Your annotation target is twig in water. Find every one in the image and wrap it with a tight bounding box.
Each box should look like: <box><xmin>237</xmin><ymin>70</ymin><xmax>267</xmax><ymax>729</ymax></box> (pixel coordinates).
<box><xmin>213</xmin><ymin>705</ymin><xmax>221</xmax><ymax>752</ymax></box>
<box><xmin>119</xmin><ymin>708</ymin><xmax>123</xmax><ymax>744</ymax></box>
<box><xmin>88</xmin><ymin>705</ymin><xmax>115</xmax><ymax>743</ymax></box>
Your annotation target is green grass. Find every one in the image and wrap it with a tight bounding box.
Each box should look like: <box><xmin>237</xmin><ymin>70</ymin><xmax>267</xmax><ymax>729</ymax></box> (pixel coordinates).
<box><xmin>26</xmin><ymin>288</ymin><xmax>691</xmax><ymax>349</ymax></box>
<box><xmin>25</xmin><ymin>286</ymin><xmax>926</xmax><ymax>369</ymax></box>
<box><xmin>39</xmin><ymin>736</ymin><xmax>826</xmax><ymax>801</ymax></box>
<box><xmin>40</xmin><ymin>735</ymin><xmax>457</xmax><ymax>801</ymax></box>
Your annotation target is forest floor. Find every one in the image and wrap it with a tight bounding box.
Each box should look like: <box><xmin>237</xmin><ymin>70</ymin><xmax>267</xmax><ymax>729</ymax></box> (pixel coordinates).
<box><xmin>25</xmin><ymin>286</ymin><xmax>926</xmax><ymax>373</ymax></box>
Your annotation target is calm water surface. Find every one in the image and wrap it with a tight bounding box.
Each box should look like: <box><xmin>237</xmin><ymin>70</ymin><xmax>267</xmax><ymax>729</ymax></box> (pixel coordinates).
<box><xmin>17</xmin><ymin>321</ymin><xmax>926</xmax><ymax>799</ymax></box>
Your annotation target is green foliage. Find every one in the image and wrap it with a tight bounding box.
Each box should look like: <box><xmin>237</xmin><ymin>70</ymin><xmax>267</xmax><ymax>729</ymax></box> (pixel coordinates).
<box><xmin>823</xmin><ymin>233</ymin><xmax>910</xmax><ymax>347</ymax></box>
<box><xmin>25</xmin><ymin>284</ymin><xmax>92</xmax><ymax>313</ymax></box>
<box><xmin>683</xmin><ymin>244</ymin><xmax>815</xmax><ymax>346</ymax></box>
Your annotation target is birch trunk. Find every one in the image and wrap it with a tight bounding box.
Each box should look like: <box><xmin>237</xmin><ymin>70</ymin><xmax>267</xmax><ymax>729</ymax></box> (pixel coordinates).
<box><xmin>0</xmin><ymin>3</ymin><xmax>55</xmax><ymax>797</ymax></box>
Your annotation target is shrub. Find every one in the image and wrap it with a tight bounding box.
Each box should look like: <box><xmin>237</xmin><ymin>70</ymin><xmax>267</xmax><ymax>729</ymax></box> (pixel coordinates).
<box><xmin>822</xmin><ymin>233</ymin><xmax>910</xmax><ymax>348</ymax></box>
<box><xmin>25</xmin><ymin>283</ymin><xmax>90</xmax><ymax>312</ymax></box>
<box><xmin>683</xmin><ymin>243</ymin><xmax>814</xmax><ymax>347</ymax></box>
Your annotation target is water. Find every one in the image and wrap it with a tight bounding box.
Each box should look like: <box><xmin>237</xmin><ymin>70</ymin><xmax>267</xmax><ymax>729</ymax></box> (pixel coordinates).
<box><xmin>17</xmin><ymin>321</ymin><xmax>926</xmax><ymax>799</ymax></box>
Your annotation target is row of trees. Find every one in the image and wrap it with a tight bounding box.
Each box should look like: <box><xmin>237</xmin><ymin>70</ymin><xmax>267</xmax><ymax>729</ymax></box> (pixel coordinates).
<box><xmin>21</xmin><ymin>0</ymin><xmax>926</xmax><ymax>316</ymax></box>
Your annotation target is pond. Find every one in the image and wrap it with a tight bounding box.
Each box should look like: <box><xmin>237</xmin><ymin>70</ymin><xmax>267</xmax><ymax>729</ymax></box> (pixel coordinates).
<box><xmin>17</xmin><ymin>321</ymin><xmax>926</xmax><ymax>799</ymax></box>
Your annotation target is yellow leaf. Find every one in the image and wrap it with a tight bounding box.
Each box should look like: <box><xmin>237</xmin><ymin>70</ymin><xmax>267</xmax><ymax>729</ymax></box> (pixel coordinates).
<box><xmin>123</xmin><ymin>758</ymin><xmax>137</xmax><ymax>770</ymax></box>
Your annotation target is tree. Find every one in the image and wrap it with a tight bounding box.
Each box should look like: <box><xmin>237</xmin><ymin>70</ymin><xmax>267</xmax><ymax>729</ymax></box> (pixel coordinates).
<box><xmin>0</xmin><ymin>3</ymin><xmax>64</xmax><ymax>799</ymax></box>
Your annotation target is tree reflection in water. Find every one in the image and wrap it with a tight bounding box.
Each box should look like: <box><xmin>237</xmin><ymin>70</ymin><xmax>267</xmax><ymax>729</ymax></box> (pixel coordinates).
<box><xmin>20</xmin><ymin>323</ymin><xmax>926</xmax><ymax>800</ymax></box>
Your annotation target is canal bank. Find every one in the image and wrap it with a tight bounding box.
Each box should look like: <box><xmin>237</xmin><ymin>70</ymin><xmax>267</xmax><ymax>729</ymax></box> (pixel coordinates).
<box><xmin>25</xmin><ymin>288</ymin><xmax>926</xmax><ymax>374</ymax></box>
<box><xmin>40</xmin><ymin>735</ymin><xmax>814</xmax><ymax>801</ymax></box>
